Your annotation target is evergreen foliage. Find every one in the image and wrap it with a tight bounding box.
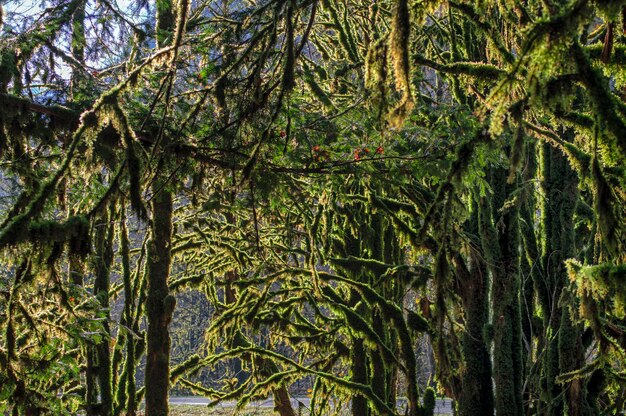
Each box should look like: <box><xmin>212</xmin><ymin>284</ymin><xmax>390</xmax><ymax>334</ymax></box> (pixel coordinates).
<box><xmin>1</xmin><ymin>0</ymin><xmax>626</xmax><ymax>415</ymax></box>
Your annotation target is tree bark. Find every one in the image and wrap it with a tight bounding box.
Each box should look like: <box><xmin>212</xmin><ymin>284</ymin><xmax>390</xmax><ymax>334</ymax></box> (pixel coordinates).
<box><xmin>540</xmin><ymin>141</ymin><xmax>586</xmax><ymax>415</ymax></box>
<box><xmin>92</xmin><ymin>211</ymin><xmax>114</xmax><ymax>416</ymax></box>
<box><xmin>455</xmin><ymin>208</ymin><xmax>494</xmax><ymax>416</ymax></box>
<box><xmin>480</xmin><ymin>168</ymin><xmax>523</xmax><ymax>416</ymax></box>
<box><xmin>145</xmin><ymin>187</ymin><xmax>174</xmax><ymax>416</ymax></box>
<box><xmin>144</xmin><ymin>0</ymin><xmax>177</xmax><ymax>412</ymax></box>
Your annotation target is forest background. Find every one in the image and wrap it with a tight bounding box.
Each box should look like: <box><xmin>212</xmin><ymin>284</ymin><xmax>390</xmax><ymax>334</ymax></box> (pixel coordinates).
<box><xmin>1</xmin><ymin>0</ymin><xmax>626</xmax><ymax>415</ymax></box>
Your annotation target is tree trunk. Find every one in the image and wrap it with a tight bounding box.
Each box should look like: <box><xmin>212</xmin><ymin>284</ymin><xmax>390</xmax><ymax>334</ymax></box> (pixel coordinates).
<box><xmin>455</xmin><ymin>203</ymin><xmax>494</xmax><ymax>416</ymax></box>
<box><xmin>114</xmin><ymin>213</ymin><xmax>138</xmax><ymax>416</ymax></box>
<box><xmin>92</xmin><ymin>211</ymin><xmax>114</xmax><ymax>416</ymax></box>
<box><xmin>144</xmin><ymin>0</ymin><xmax>178</xmax><ymax>413</ymax></box>
<box><xmin>480</xmin><ymin>168</ymin><xmax>523</xmax><ymax>416</ymax></box>
<box><xmin>351</xmin><ymin>337</ymin><xmax>369</xmax><ymax>416</ymax></box>
<box><xmin>145</xmin><ymin>187</ymin><xmax>174</xmax><ymax>416</ymax></box>
<box><xmin>539</xmin><ymin>141</ymin><xmax>586</xmax><ymax>415</ymax></box>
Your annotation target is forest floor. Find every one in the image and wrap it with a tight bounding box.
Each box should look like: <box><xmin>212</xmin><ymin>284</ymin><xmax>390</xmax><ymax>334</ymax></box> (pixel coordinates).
<box><xmin>162</xmin><ymin>403</ymin><xmax>451</xmax><ymax>415</ymax></box>
<box><xmin>167</xmin><ymin>404</ymin><xmax>276</xmax><ymax>415</ymax></box>
<box><xmin>132</xmin><ymin>397</ymin><xmax>453</xmax><ymax>415</ymax></box>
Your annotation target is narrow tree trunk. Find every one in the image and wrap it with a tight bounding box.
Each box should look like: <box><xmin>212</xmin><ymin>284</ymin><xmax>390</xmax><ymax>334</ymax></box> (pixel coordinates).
<box><xmin>371</xmin><ymin>311</ymin><xmax>389</xmax><ymax>405</ymax></box>
<box><xmin>114</xmin><ymin>212</ymin><xmax>138</xmax><ymax>416</ymax></box>
<box><xmin>145</xmin><ymin>187</ymin><xmax>174</xmax><ymax>416</ymax></box>
<box><xmin>348</xmin><ymin>284</ymin><xmax>368</xmax><ymax>415</ymax></box>
<box><xmin>144</xmin><ymin>0</ymin><xmax>177</xmax><ymax>413</ymax></box>
<box><xmin>351</xmin><ymin>338</ymin><xmax>369</xmax><ymax>416</ymax></box>
<box><xmin>455</xmin><ymin>205</ymin><xmax>494</xmax><ymax>416</ymax></box>
<box><xmin>93</xmin><ymin>211</ymin><xmax>114</xmax><ymax>416</ymax></box>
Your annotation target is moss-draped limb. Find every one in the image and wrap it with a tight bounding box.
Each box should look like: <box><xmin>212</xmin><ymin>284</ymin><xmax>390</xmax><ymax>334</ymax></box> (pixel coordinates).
<box><xmin>571</xmin><ymin>42</ymin><xmax>626</xmax><ymax>163</ymax></box>
<box><xmin>0</xmin><ymin>40</ymin><xmax>175</xmax><ymax>251</ymax></box>
<box><xmin>414</xmin><ymin>55</ymin><xmax>506</xmax><ymax>79</ymax></box>
<box><xmin>202</xmin><ymin>346</ymin><xmax>397</xmax><ymax>415</ymax></box>
<box><xmin>0</xmin><ymin>216</ymin><xmax>90</xmax><ymax>255</ymax></box>
<box><xmin>320</xmin><ymin>285</ymin><xmax>404</xmax><ymax>369</ymax></box>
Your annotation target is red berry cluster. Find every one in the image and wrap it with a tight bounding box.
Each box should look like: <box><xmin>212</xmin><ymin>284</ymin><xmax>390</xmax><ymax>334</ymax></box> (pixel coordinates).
<box><xmin>312</xmin><ymin>145</ymin><xmax>330</xmax><ymax>162</ymax></box>
<box><xmin>354</xmin><ymin>146</ymin><xmax>384</xmax><ymax>160</ymax></box>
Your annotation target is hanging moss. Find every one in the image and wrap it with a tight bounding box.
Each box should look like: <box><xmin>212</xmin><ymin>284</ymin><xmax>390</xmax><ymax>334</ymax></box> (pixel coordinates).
<box><xmin>0</xmin><ymin>49</ymin><xmax>18</xmax><ymax>93</ymax></box>
<box><xmin>572</xmin><ymin>43</ymin><xmax>626</xmax><ymax>165</ymax></box>
<box><xmin>1</xmin><ymin>215</ymin><xmax>91</xmax><ymax>256</ymax></box>
<box><xmin>110</xmin><ymin>105</ymin><xmax>147</xmax><ymax>221</ymax></box>
<box><xmin>302</xmin><ymin>63</ymin><xmax>333</xmax><ymax>109</ymax></box>
<box><xmin>591</xmin><ymin>156</ymin><xmax>622</xmax><ymax>258</ymax></box>
<box><xmin>567</xmin><ymin>261</ymin><xmax>626</xmax><ymax>319</ymax></box>
<box><xmin>321</xmin><ymin>286</ymin><xmax>400</xmax><ymax>366</ymax></box>
<box><xmin>319</xmin><ymin>0</ymin><xmax>359</xmax><ymax>62</ymax></box>
<box><xmin>507</xmin><ymin>125</ymin><xmax>525</xmax><ymax>183</ymax></box>
<box><xmin>155</xmin><ymin>0</ymin><xmax>175</xmax><ymax>48</ymax></box>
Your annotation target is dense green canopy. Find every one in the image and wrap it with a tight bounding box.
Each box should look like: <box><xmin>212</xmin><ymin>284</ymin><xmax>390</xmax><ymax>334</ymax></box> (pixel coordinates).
<box><xmin>1</xmin><ymin>0</ymin><xmax>626</xmax><ymax>415</ymax></box>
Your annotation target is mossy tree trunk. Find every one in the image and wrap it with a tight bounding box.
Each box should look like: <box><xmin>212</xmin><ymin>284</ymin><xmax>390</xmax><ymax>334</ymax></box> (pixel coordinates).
<box><xmin>539</xmin><ymin>141</ymin><xmax>587</xmax><ymax>415</ymax></box>
<box><xmin>92</xmin><ymin>210</ymin><xmax>114</xmax><ymax>416</ymax></box>
<box><xmin>519</xmin><ymin>141</ymin><xmax>543</xmax><ymax>412</ymax></box>
<box><xmin>350</xmin><ymin>306</ymin><xmax>369</xmax><ymax>416</ymax></box>
<box><xmin>145</xmin><ymin>186</ymin><xmax>174</xmax><ymax>416</ymax></box>
<box><xmin>480</xmin><ymin>167</ymin><xmax>523</xmax><ymax>416</ymax></box>
<box><xmin>144</xmin><ymin>0</ymin><xmax>177</xmax><ymax>414</ymax></box>
<box><xmin>370</xmin><ymin>211</ymin><xmax>390</xmax><ymax>411</ymax></box>
<box><xmin>113</xmin><ymin>211</ymin><xmax>139</xmax><ymax>416</ymax></box>
<box><xmin>455</xmin><ymin>202</ymin><xmax>494</xmax><ymax>416</ymax></box>
<box><xmin>329</xmin><ymin>183</ymin><xmax>421</xmax><ymax>416</ymax></box>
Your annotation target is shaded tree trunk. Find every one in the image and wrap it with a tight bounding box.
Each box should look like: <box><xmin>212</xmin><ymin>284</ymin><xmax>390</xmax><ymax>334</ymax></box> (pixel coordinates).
<box><xmin>455</xmin><ymin>205</ymin><xmax>494</xmax><ymax>416</ymax></box>
<box><xmin>350</xmin><ymin>337</ymin><xmax>369</xmax><ymax>416</ymax></box>
<box><xmin>114</xmin><ymin>212</ymin><xmax>139</xmax><ymax>416</ymax></box>
<box><xmin>92</xmin><ymin>211</ymin><xmax>114</xmax><ymax>416</ymax></box>
<box><xmin>480</xmin><ymin>168</ymin><xmax>523</xmax><ymax>416</ymax></box>
<box><xmin>144</xmin><ymin>0</ymin><xmax>177</xmax><ymax>413</ymax></box>
<box><xmin>539</xmin><ymin>141</ymin><xmax>587</xmax><ymax>415</ymax></box>
<box><xmin>145</xmin><ymin>186</ymin><xmax>174</xmax><ymax>416</ymax></box>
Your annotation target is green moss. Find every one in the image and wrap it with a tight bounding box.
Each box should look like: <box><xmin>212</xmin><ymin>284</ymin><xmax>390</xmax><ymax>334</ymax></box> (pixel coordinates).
<box><xmin>0</xmin><ymin>49</ymin><xmax>17</xmax><ymax>92</ymax></box>
<box><xmin>572</xmin><ymin>43</ymin><xmax>626</xmax><ymax>165</ymax></box>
